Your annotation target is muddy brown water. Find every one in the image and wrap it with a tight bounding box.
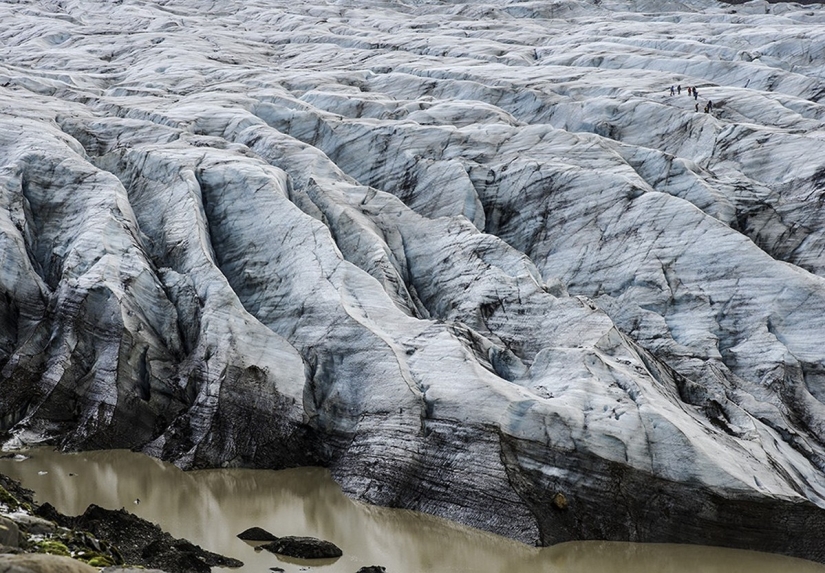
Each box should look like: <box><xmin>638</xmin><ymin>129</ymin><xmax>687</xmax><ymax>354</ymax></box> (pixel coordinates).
<box><xmin>1</xmin><ymin>448</ymin><xmax>823</xmax><ymax>573</ymax></box>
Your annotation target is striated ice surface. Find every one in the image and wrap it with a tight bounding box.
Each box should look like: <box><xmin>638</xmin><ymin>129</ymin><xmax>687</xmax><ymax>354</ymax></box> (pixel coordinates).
<box><xmin>2</xmin><ymin>0</ymin><xmax>825</xmax><ymax>561</ymax></box>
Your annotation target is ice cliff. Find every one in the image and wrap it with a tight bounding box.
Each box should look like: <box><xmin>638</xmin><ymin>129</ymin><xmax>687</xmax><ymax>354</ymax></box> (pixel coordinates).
<box><xmin>2</xmin><ymin>0</ymin><xmax>825</xmax><ymax>561</ymax></box>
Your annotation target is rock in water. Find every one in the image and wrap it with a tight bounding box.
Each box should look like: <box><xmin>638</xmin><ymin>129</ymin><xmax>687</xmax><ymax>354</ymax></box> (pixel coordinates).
<box><xmin>237</xmin><ymin>527</ymin><xmax>278</xmax><ymax>542</ymax></box>
<box><xmin>1</xmin><ymin>0</ymin><xmax>825</xmax><ymax>564</ymax></box>
<box><xmin>260</xmin><ymin>537</ymin><xmax>343</xmax><ymax>560</ymax></box>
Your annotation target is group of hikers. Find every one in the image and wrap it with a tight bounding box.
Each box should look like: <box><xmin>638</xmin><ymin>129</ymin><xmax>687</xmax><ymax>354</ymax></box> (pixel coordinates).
<box><xmin>670</xmin><ymin>83</ymin><xmax>697</xmax><ymax>98</ymax></box>
<box><xmin>669</xmin><ymin>84</ymin><xmax>715</xmax><ymax>114</ymax></box>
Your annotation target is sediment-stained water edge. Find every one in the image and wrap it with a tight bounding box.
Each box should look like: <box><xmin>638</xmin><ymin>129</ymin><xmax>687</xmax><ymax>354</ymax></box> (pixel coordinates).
<box><xmin>0</xmin><ymin>448</ymin><xmax>823</xmax><ymax>573</ymax></box>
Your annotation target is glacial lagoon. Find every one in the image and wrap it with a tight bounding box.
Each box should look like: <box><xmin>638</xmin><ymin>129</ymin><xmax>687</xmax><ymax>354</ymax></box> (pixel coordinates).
<box><xmin>1</xmin><ymin>448</ymin><xmax>823</xmax><ymax>573</ymax></box>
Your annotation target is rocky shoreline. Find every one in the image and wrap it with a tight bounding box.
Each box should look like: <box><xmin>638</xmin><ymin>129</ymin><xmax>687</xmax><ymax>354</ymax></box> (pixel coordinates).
<box><xmin>0</xmin><ymin>471</ymin><xmax>239</xmax><ymax>573</ymax></box>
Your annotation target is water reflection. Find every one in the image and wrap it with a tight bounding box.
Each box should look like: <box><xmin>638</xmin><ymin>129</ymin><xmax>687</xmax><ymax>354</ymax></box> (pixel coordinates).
<box><xmin>0</xmin><ymin>448</ymin><xmax>823</xmax><ymax>573</ymax></box>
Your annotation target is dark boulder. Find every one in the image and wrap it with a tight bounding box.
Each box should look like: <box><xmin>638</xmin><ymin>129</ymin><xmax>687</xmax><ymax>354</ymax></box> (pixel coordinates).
<box><xmin>237</xmin><ymin>527</ymin><xmax>278</xmax><ymax>542</ymax></box>
<box><xmin>31</xmin><ymin>504</ymin><xmax>61</xmax><ymax>524</ymax></box>
<box><xmin>260</xmin><ymin>537</ymin><xmax>342</xmax><ymax>559</ymax></box>
<box><xmin>356</xmin><ymin>567</ymin><xmax>386</xmax><ymax>573</ymax></box>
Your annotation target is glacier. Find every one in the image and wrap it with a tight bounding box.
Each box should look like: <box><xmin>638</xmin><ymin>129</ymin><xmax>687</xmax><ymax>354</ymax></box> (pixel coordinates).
<box><xmin>2</xmin><ymin>0</ymin><xmax>825</xmax><ymax>561</ymax></box>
